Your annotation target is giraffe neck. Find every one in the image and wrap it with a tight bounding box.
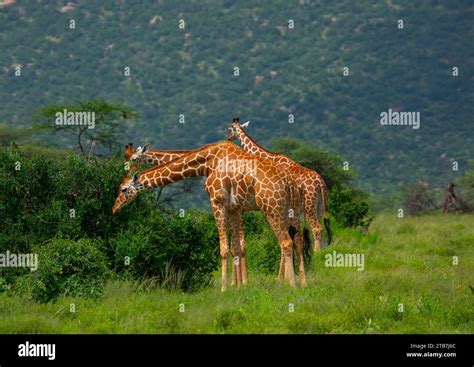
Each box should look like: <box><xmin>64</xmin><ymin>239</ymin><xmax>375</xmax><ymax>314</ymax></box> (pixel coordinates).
<box><xmin>137</xmin><ymin>147</ymin><xmax>217</xmax><ymax>189</ymax></box>
<box><xmin>236</xmin><ymin>127</ymin><xmax>295</xmax><ymax>168</ymax></box>
<box><xmin>236</xmin><ymin>128</ymin><xmax>270</xmax><ymax>157</ymax></box>
<box><xmin>143</xmin><ymin>150</ymin><xmax>190</xmax><ymax>165</ymax></box>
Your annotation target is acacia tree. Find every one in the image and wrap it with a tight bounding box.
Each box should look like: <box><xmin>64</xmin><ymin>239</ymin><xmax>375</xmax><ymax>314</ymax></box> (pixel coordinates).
<box><xmin>33</xmin><ymin>100</ymin><xmax>137</xmax><ymax>159</ymax></box>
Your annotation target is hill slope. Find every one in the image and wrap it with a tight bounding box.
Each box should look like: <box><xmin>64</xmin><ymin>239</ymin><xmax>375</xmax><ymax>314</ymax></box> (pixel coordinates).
<box><xmin>0</xmin><ymin>0</ymin><xmax>473</xmax><ymax>192</ymax></box>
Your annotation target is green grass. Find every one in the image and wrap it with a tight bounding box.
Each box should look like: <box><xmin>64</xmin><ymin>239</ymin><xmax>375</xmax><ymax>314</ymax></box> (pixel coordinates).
<box><xmin>0</xmin><ymin>213</ymin><xmax>473</xmax><ymax>334</ymax></box>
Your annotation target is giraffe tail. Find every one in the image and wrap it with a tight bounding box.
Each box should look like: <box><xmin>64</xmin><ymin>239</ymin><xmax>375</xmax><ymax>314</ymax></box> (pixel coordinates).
<box><xmin>303</xmin><ymin>227</ymin><xmax>312</xmax><ymax>263</ymax></box>
<box><xmin>324</xmin><ymin>217</ymin><xmax>332</xmax><ymax>246</ymax></box>
<box><xmin>317</xmin><ymin>180</ymin><xmax>332</xmax><ymax>246</ymax></box>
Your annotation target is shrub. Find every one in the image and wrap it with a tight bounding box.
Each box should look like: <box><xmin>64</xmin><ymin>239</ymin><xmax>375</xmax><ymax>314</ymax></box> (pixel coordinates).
<box><xmin>111</xmin><ymin>210</ymin><xmax>219</xmax><ymax>291</ymax></box>
<box><xmin>403</xmin><ymin>181</ymin><xmax>438</xmax><ymax>215</ymax></box>
<box><xmin>0</xmin><ymin>146</ymin><xmax>222</xmax><ymax>292</ymax></box>
<box><xmin>0</xmin><ymin>146</ymin><xmax>141</xmax><ymax>250</ymax></box>
<box><xmin>328</xmin><ymin>186</ymin><xmax>372</xmax><ymax>229</ymax></box>
<box><xmin>245</xmin><ymin>212</ymin><xmax>281</xmax><ymax>274</ymax></box>
<box><xmin>29</xmin><ymin>238</ymin><xmax>110</xmax><ymax>302</ymax></box>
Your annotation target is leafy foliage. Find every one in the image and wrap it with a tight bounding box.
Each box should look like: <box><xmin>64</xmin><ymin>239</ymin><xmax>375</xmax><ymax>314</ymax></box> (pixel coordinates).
<box><xmin>243</xmin><ymin>212</ymin><xmax>281</xmax><ymax>274</ymax></box>
<box><xmin>0</xmin><ymin>145</ymin><xmax>220</xmax><ymax>296</ymax></box>
<box><xmin>328</xmin><ymin>186</ymin><xmax>372</xmax><ymax>228</ymax></box>
<box><xmin>112</xmin><ymin>210</ymin><xmax>219</xmax><ymax>291</ymax></box>
<box><xmin>29</xmin><ymin>238</ymin><xmax>110</xmax><ymax>302</ymax></box>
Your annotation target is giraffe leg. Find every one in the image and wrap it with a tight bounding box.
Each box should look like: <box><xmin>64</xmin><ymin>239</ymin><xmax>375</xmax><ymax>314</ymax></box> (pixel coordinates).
<box><xmin>282</xmin><ymin>236</ymin><xmax>296</xmax><ymax>287</ymax></box>
<box><xmin>292</xmin><ymin>220</ymin><xmax>307</xmax><ymax>287</ymax></box>
<box><xmin>231</xmin><ymin>265</ymin><xmax>237</xmax><ymax>287</ymax></box>
<box><xmin>304</xmin><ymin>190</ymin><xmax>323</xmax><ymax>252</ymax></box>
<box><xmin>229</xmin><ymin>211</ymin><xmax>242</xmax><ymax>287</ymax></box>
<box><xmin>288</xmin><ymin>186</ymin><xmax>306</xmax><ymax>286</ymax></box>
<box><xmin>211</xmin><ymin>204</ymin><xmax>229</xmax><ymax>292</ymax></box>
<box><xmin>230</xmin><ymin>247</ymin><xmax>237</xmax><ymax>287</ymax></box>
<box><xmin>307</xmin><ymin>212</ymin><xmax>323</xmax><ymax>252</ymax></box>
<box><xmin>288</xmin><ymin>210</ymin><xmax>307</xmax><ymax>287</ymax></box>
<box><xmin>230</xmin><ymin>248</ymin><xmax>241</xmax><ymax>287</ymax></box>
<box><xmin>232</xmin><ymin>254</ymin><xmax>242</xmax><ymax>287</ymax></box>
<box><xmin>267</xmin><ymin>214</ymin><xmax>296</xmax><ymax>287</ymax></box>
<box><xmin>278</xmin><ymin>255</ymin><xmax>285</xmax><ymax>281</ymax></box>
<box><xmin>229</xmin><ymin>218</ymin><xmax>237</xmax><ymax>287</ymax></box>
<box><xmin>237</xmin><ymin>216</ymin><xmax>248</xmax><ymax>285</ymax></box>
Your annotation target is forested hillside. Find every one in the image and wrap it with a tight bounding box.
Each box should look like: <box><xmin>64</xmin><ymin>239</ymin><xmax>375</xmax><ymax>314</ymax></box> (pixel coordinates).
<box><xmin>0</xmin><ymin>0</ymin><xmax>472</xmax><ymax>192</ymax></box>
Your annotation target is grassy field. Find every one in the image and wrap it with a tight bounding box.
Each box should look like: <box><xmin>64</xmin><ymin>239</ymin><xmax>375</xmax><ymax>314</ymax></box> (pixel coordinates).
<box><xmin>0</xmin><ymin>213</ymin><xmax>473</xmax><ymax>334</ymax></box>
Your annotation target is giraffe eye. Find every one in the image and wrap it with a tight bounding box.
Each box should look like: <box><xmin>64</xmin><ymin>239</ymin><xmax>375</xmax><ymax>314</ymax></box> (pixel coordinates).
<box><xmin>121</xmin><ymin>187</ymin><xmax>128</xmax><ymax>194</ymax></box>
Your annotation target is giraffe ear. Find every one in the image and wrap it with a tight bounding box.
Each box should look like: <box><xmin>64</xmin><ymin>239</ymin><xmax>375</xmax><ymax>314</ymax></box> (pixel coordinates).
<box><xmin>142</xmin><ymin>144</ymin><xmax>150</xmax><ymax>153</ymax></box>
<box><xmin>240</xmin><ymin>120</ymin><xmax>250</xmax><ymax>128</ymax></box>
<box><xmin>133</xmin><ymin>173</ymin><xmax>140</xmax><ymax>184</ymax></box>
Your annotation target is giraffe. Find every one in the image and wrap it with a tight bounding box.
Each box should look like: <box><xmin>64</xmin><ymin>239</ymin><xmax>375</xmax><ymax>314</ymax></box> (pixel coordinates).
<box><xmin>123</xmin><ymin>141</ymin><xmax>308</xmax><ymax>287</ymax></box>
<box><xmin>124</xmin><ymin>142</ymin><xmax>248</xmax><ymax>286</ymax></box>
<box><xmin>227</xmin><ymin>118</ymin><xmax>332</xmax><ymax>255</ymax></box>
<box><xmin>113</xmin><ymin>141</ymin><xmax>301</xmax><ymax>290</ymax></box>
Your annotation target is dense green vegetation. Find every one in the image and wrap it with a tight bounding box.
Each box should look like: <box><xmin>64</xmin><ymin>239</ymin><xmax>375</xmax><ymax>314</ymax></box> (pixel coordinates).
<box><xmin>0</xmin><ymin>144</ymin><xmax>223</xmax><ymax>293</ymax></box>
<box><xmin>0</xmin><ymin>140</ymin><xmax>372</xmax><ymax>298</ymax></box>
<box><xmin>1</xmin><ymin>213</ymin><xmax>472</xmax><ymax>334</ymax></box>
<box><xmin>0</xmin><ymin>1</ymin><xmax>472</xmax><ymax>192</ymax></box>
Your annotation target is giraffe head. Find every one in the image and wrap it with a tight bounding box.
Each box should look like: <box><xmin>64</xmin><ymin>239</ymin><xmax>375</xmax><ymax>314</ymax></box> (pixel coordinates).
<box><xmin>124</xmin><ymin>143</ymin><xmax>150</xmax><ymax>172</ymax></box>
<box><xmin>112</xmin><ymin>173</ymin><xmax>142</xmax><ymax>214</ymax></box>
<box><xmin>227</xmin><ymin>117</ymin><xmax>249</xmax><ymax>141</ymax></box>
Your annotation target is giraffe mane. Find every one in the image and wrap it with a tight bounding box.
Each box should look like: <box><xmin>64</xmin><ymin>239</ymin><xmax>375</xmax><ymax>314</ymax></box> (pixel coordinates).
<box><xmin>238</xmin><ymin>126</ymin><xmax>276</xmax><ymax>155</ymax></box>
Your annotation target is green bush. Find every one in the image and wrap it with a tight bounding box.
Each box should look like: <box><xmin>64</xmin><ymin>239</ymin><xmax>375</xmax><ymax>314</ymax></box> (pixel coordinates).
<box><xmin>111</xmin><ymin>210</ymin><xmax>220</xmax><ymax>291</ymax></box>
<box><xmin>328</xmin><ymin>186</ymin><xmax>372</xmax><ymax>229</ymax></box>
<box><xmin>244</xmin><ymin>212</ymin><xmax>281</xmax><ymax>274</ymax></box>
<box><xmin>0</xmin><ymin>146</ymin><xmax>222</xmax><ymax>293</ymax></box>
<box><xmin>0</xmin><ymin>146</ymin><xmax>139</xmax><ymax>250</ymax></box>
<box><xmin>29</xmin><ymin>238</ymin><xmax>110</xmax><ymax>302</ymax></box>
